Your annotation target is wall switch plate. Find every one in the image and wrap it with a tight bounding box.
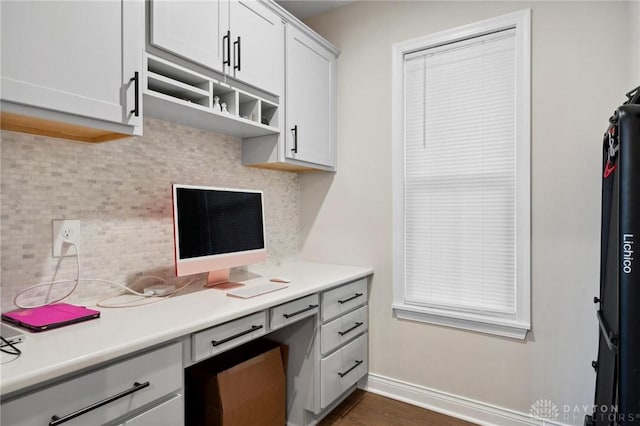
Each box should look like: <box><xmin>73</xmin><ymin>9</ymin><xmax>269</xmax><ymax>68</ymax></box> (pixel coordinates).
<box><xmin>52</xmin><ymin>219</ymin><xmax>80</xmax><ymax>257</ymax></box>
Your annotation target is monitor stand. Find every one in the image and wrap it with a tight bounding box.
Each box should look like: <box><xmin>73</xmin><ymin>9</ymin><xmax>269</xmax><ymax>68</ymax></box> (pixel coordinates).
<box><xmin>204</xmin><ymin>268</ymin><xmax>244</xmax><ymax>290</ymax></box>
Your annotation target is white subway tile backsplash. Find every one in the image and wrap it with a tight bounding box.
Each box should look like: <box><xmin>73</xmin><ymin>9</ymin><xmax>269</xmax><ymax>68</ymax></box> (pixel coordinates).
<box><xmin>0</xmin><ymin>118</ymin><xmax>300</xmax><ymax>311</ymax></box>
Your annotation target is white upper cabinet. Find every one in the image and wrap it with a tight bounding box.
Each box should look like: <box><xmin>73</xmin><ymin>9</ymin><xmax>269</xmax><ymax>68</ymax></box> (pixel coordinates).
<box><xmin>150</xmin><ymin>0</ymin><xmax>228</xmax><ymax>74</ymax></box>
<box><xmin>228</xmin><ymin>1</ymin><xmax>284</xmax><ymax>96</ymax></box>
<box><xmin>241</xmin><ymin>20</ymin><xmax>339</xmax><ymax>172</ymax></box>
<box><xmin>285</xmin><ymin>25</ymin><xmax>336</xmax><ymax>168</ymax></box>
<box><xmin>0</xmin><ymin>0</ymin><xmax>143</xmax><ymax>140</ymax></box>
<box><xmin>149</xmin><ymin>0</ymin><xmax>283</xmax><ymax>96</ymax></box>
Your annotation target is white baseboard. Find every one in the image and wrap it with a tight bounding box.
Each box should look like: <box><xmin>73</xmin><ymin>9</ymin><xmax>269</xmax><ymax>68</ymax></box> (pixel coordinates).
<box><xmin>363</xmin><ymin>373</ymin><xmax>572</xmax><ymax>426</ymax></box>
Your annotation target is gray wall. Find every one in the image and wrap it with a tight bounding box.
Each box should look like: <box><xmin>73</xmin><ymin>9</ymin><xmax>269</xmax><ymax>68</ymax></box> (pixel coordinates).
<box><xmin>1</xmin><ymin>118</ymin><xmax>300</xmax><ymax>310</ymax></box>
<box><xmin>301</xmin><ymin>2</ymin><xmax>636</xmax><ymax>424</ymax></box>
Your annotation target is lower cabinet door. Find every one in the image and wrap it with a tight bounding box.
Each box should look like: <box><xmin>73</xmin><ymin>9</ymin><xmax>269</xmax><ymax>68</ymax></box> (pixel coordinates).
<box><xmin>320</xmin><ymin>332</ymin><xmax>368</xmax><ymax>409</ymax></box>
<box><xmin>120</xmin><ymin>394</ymin><xmax>183</xmax><ymax>426</ymax></box>
<box><xmin>0</xmin><ymin>342</ymin><xmax>182</xmax><ymax>426</ymax></box>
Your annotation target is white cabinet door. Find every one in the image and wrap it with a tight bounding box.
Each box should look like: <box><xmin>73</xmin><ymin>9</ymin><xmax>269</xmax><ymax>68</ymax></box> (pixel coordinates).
<box><xmin>0</xmin><ymin>0</ymin><xmax>142</xmax><ymax>129</ymax></box>
<box><xmin>286</xmin><ymin>25</ymin><xmax>336</xmax><ymax>168</ymax></box>
<box><xmin>228</xmin><ymin>0</ymin><xmax>284</xmax><ymax>96</ymax></box>
<box><xmin>150</xmin><ymin>0</ymin><xmax>228</xmax><ymax>74</ymax></box>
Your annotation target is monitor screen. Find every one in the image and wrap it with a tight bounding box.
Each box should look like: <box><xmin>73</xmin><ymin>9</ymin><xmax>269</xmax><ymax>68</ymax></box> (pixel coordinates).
<box><xmin>172</xmin><ymin>184</ymin><xmax>267</xmax><ymax>285</ymax></box>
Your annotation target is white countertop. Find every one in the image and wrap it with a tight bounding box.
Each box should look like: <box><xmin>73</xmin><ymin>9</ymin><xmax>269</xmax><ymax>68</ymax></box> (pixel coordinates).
<box><xmin>0</xmin><ymin>261</ymin><xmax>373</xmax><ymax>397</ymax></box>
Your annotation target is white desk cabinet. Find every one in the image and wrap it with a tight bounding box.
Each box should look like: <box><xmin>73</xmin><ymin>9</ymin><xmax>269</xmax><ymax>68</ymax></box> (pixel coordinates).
<box><xmin>0</xmin><ymin>263</ymin><xmax>373</xmax><ymax>426</ymax></box>
<box><xmin>1</xmin><ymin>342</ymin><xmax>183</xmax><ymax>426</ymax></box>
<box><xmin>0</xmin><ymin>0</ymin><xmax>143</xmax><ymax>140</ymax></box>
<box><xmin>150</xmin><ymin>0</ymin><xmax>283</xmax><ymax>97</ymax></box>
<box><xmin>318</xmin><ymin>280</ymin><xmax>368</xmax><ymax>410</ymax></box>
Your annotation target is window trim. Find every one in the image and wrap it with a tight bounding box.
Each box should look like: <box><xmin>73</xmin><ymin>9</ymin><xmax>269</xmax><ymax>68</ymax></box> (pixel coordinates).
<box><xmin>391</xmin><ymin>9</ymin><xmax>531</xmax><ymax>340</ymax></box>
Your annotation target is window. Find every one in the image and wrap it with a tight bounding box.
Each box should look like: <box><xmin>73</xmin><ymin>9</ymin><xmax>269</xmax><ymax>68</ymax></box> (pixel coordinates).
<box><xmin>391</xmin><ymin>10</ymin><xmax>531</xmax><ymax>339</ymax></box>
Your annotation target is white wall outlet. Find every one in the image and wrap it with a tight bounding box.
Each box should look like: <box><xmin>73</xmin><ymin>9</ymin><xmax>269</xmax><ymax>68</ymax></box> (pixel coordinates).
<box><xmin>52</xmin><ymin>219</ymin><xmax>80</xmax><ymax>257</ymax></box>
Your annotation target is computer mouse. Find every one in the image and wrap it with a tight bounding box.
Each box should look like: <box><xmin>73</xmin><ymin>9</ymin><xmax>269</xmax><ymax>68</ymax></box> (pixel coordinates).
<box><xmin>270</xmin><ymin>277</ymin><xmax>292</xmax><ymax>283</ymax></box>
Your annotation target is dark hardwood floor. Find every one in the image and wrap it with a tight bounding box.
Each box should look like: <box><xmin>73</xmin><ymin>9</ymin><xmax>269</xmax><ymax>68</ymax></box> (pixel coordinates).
<box><xmin>318</xmin><ymin>390</ymin><xmax>478</xmax><ymax>426</ymax></box>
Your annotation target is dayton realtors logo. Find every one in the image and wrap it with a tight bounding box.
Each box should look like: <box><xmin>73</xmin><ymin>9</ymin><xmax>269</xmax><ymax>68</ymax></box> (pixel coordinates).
<box><xmin>530</xmin><ymin>399</ymin><xmax>560</xmax><ymax>422</ymax></box>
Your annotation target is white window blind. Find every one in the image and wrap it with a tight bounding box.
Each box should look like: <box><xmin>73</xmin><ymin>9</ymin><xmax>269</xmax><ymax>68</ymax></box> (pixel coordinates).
<box><xmin>403</xmin><ymin>29</ymin><xmax>518</xmax><ymax>315</ymax></box>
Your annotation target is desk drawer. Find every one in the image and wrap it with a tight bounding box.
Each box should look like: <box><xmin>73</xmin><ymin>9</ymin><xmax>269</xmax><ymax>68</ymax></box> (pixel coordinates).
<box><xmin>321</xmin><ymin>278</ymin><xmax>367</xmax><ymax>322</ymax></box>
<box><xmin>321</xmin><ymin>305</ymin><xmax>368</xmax><ymax>356</ymax></box>
<box><xmin>192</xmin><ymin>311</ymin><xmax>267</xmax><ymax>362</ymax></box>
<box><xmin>270</xmin><ymin>294</ymin><xmax>319</xmax><ymax>331</ymax></box>
<box><xmin>119</xmin><ymin>394</ymin><xmax>183</xmax><ymax>425</ymax></box>
<box><xmin>320</xmin><ymin>332</ymin><xmax>368</xmax><ymax>409</ymax></box>
<box><xmin>1</xmin><ymin>342</ymin><xmax>182</xmax><ymax>426</ymax></box>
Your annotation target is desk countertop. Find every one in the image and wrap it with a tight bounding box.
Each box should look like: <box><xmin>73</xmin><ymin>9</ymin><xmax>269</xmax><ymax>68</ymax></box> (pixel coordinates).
<box><xmin>0</xmin><ymin>261</ymin><xmax>373</xmax><ymax>397</ymax></box>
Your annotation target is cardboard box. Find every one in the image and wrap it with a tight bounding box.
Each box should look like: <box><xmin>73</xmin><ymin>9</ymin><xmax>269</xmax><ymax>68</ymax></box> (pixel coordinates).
<box><xmin>187</xmin><ymin>339</ymin><xmax>288</xmax><ymax>426</ymax></box>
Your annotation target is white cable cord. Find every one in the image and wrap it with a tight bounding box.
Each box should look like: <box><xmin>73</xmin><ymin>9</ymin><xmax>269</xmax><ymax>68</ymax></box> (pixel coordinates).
<box><xmin>12</xmin><ymin>242</ymin><xmax>184</xmax><ymax>309</ymax></box>
<box><xmin>96</xmin><ymin>276</ymin><xmax>197</xmax><ymax>308</ymax></box>
<box><xmin>13</xmin><ymin>241</ymin><xmax>81</xmax><ymax>309</ymax></box>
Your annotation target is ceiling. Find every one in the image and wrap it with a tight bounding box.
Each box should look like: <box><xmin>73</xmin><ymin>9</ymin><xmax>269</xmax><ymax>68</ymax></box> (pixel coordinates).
<box><xmin>274</xmin><ymin>1</ymin><xmax>353</xmax><ymax>20</ymax></box>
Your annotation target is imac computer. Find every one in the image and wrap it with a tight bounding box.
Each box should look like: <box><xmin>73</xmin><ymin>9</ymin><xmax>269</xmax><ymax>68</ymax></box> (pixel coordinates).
<box><xmin>172</xmin><ymin>184</ymin><xmax>267</xmax><ymax>289</ymax></box>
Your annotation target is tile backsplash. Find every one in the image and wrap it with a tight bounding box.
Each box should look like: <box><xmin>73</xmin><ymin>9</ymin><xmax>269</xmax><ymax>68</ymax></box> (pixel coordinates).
<box><xmin>0</xmin><ymin>118</ymin><xmax>300</xmax><ymax>311</ymax></box>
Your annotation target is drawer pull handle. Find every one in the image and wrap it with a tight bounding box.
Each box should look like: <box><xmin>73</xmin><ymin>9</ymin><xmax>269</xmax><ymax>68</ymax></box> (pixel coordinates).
<box><xmin>49</xmin><ymin>381</ymin><xmax>150</xmax><ymax>426</ymax></box>
<box><xmin>338</xmin><ymin>293</ymin><xmax>363</xmax><ymax>304</ymax></box>
<box><xmin>338</xmin><ymin>360</ymin><xmax>364</xmax><ymax>378</ymax></box>
<box><xmin>338</xmin><ymin>321</ymin><xmax>364</xmax><ymax>336</ymax></box>
<box><xmin>283</xmin><ymin>304</ymin><xmax>319</xmax><ymax>319</ymax></box>
<box><xmin>211</xmin><ymin>325</ymin><xmax>263</xmax><ymax>347</ymax></box>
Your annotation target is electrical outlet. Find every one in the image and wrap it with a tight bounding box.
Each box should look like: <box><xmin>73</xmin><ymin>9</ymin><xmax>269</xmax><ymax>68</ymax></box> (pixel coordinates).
<box><xmin>52</xmin><ymin>219</ymin><xmax>80</xmax><ymax>257</ymax></box>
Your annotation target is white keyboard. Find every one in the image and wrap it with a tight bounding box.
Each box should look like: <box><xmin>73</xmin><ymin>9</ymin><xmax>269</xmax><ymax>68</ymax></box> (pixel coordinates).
<box><xmin>226</xmin><ymin>282</ymin><xmax>288</xmax><ymax>299</ymax></box>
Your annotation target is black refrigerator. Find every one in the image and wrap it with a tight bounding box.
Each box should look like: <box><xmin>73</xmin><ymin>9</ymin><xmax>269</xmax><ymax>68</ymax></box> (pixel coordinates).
<box><xmin>588</xmin><ymin>86</ymin><xmax>640</xmax><ymax>426</ymax></box>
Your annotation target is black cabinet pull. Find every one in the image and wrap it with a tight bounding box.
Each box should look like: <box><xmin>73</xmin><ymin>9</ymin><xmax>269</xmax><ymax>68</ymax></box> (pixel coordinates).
<box><xmin>338</xmin><ymin>360</ymin><xmax>363</xmax><ymax>378</ymax></box>
<box><xmin>283</xmin><ymin>304</ymin><xmax>318</xmax><ymax>319</ymax></box>
<box><xmin>233</xmin><ymin>36</ymin><xmax>241</xmax><ymax>71</ymax></box>
<box><xmin>338</xmin><ymin>321</ymin><xmax>364</xmax><ymax>336</ymax></box>
<box><xmin>211</xmin><ymin>325</ymin><xmax>263</xmax><ymax>347</ymax></box>
<box><xmin>338</xmin><ymin>293</ymin><xmax>363</xmax><ymax>304</ymax></box>
<box><xmin>49</xmin><ymin>381</ymin><xmax>149</xmax><ymax>425</ymax></box>
<box><xmin>223</xmin><ymin>30</ymin><xmax>231</xmax><ymax>67</ymax></box>
<box><xmin>291</xmin><ymin>125</ymin><xmax>298</xmax><ymax>153</ymax></box>
<box><xmin>129</xmin><ymin>71</ymin><xmax>139</xmax><ymax>117</ymax></box>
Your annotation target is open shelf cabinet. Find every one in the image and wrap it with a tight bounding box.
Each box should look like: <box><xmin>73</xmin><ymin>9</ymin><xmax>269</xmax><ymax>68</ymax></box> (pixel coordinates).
<box><xmin>143</xmin><ymin>54</ymin><xmax>280</xmax><ymax>139</ymax></box>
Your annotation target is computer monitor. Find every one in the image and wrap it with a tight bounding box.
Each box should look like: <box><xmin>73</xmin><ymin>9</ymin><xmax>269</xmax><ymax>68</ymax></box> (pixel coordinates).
<box><xmin>172</xmin><ymin>184</ymin><xmax>267</xmax><ymax>289</ymax></box>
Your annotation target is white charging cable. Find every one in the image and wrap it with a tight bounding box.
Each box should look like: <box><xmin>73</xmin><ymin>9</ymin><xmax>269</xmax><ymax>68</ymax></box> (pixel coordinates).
<box><xmin>13</xmin><ymin>241</ymin><xmax>81</xmax><ymax>309</ymax></box>
<box><xmin>12</xmin><ymin>242</ymin><xmax>182</xmax><ymax>309</ymax></box>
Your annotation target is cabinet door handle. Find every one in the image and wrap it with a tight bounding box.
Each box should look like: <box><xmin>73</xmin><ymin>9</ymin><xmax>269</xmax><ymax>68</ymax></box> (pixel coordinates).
<box><xmin>49</xmin><ymin>381</ymin><xmax>150</xmax><ymax>426</ymax></box>
<box><xmin>211</xmin><ymin>324</ymin><xmax>263</xmax><ymax>347</ymax></box>
<box><xmin>338</xmin><ymin>293</ymin><xmax>363</xmax><ymax>304</ymax></box>
<box><xmin>291</xmin><ymin>125</ymin><xmax>298</xmax><ymax>153</ymax></box>
<box><xmin>283</xmin><ymin>304</ymin><xmax>318</xmax><ymax>319</ymax></box>
<box><xmin>338</xmin><ymin>360</ymin><xmax>363</xmax><ymax>378</ymax></box>
<box><xmin>338</xmin><ymin>321</ymin><xmax>364</xmax><ymax>336</ymax></box>
<box><xmin>129</xmin><ymin>71</ymin><xmax>139</xmax><ymax>117</ymax></box>
<box><xmin>223</xmin><ymin>30</ymin><xmax>231</xmax><ymax>67</ymax></box>
<box><xmin>233</xmin><ymin>36</ymin><xmax>241</xmax><ymax>71</ymax></box>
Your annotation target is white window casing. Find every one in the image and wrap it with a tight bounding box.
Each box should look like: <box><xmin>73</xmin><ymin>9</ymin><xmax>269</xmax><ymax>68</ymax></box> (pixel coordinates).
<box><xmin>391</xmin><ymin>10</ymin><xmax>531</xmax><ymax>339</ymax></box>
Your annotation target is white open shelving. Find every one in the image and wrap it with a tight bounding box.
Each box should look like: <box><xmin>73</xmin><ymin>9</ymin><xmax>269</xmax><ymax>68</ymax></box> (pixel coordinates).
<box><xmin>143</xmin><ymin>54</ymin><xmax>279</xmax><ymax>139</ymax></box>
